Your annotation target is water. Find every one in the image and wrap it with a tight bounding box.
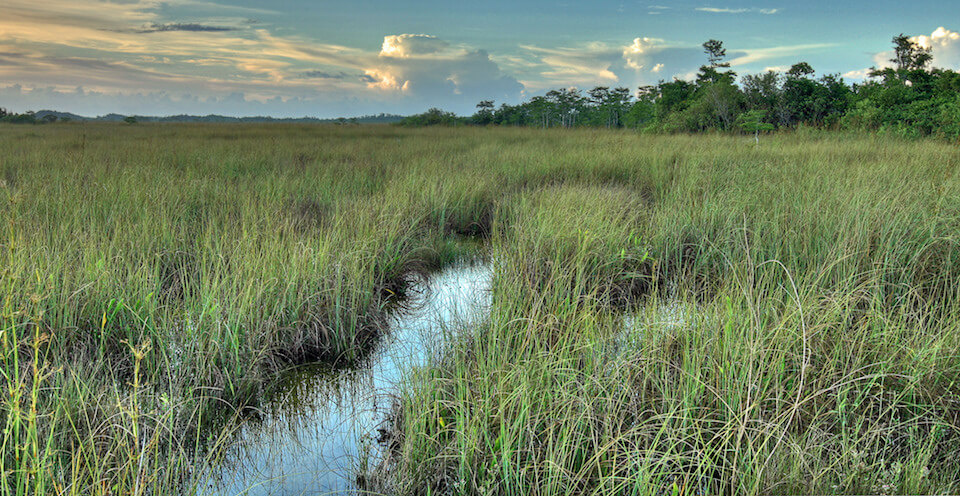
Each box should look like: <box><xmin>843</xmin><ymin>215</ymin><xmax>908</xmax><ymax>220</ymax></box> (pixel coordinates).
<box><xmin>199</xmin><ymin>262</ymin><xmax>492</xmax><ymax>495</ymax></box>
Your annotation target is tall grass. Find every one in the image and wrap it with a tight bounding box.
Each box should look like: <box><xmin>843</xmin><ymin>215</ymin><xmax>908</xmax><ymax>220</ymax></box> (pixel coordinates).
<box><xmin>1</xmin><ymin>123</ymin><xmax>958</xmax><ymax>494</ymax></box>
<box><xmin>371</xmin><ymin>130</ymin><xmax>960</xmax><ymax>495</ymax></box>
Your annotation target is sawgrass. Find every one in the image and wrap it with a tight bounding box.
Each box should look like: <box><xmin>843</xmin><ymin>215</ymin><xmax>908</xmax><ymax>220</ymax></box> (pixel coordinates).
<box><xmin>1</xmin><ymin>123</ymin><xmax>958</xmax><ymax>494</ymax></box>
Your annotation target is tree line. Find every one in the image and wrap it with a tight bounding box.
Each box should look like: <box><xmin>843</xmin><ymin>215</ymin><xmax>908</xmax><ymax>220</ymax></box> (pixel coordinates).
<box><xmin>0</xmin><ymin>109</ymin><xmax>64</xmax><ymax>124</ymax></box>
<box><xmin>400</xmin><ymin>34</ymin><xmax>960</xmax><ymax>139</ymax></box>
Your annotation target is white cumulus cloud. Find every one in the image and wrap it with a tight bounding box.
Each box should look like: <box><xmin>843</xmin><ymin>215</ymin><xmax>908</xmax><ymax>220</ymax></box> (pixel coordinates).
<box><xmin>379</xmin><ymin>34</ymin><xmax>449</xmax><ymax>58</ymax></box>
<box><xmin>623</xmin><ymin>37</ymin><xmax>667</xmax><ymax>70</ymax></box>
<box><xmin>364</xmin><ymin>34</ymin><xmax>522</xmax><ymax>108</ymax></box>
<box><xmin>913</xmin><ymin>27</ymin><xmax>960</xmax><ymax>69</ymax></box>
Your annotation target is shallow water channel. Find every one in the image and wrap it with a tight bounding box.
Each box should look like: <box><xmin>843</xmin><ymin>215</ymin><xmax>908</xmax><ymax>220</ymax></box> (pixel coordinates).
<box><xmin>201</xmin><ymin>262</ymin><xmax>492</xmax><ymax>495</ymax></box>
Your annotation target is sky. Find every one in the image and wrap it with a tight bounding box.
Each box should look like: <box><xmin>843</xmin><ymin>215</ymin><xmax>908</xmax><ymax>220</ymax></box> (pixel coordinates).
<box><xmin>1</xmin><ymin>0</ymin><xmax>959</xmax><ymax>118</ymax></box>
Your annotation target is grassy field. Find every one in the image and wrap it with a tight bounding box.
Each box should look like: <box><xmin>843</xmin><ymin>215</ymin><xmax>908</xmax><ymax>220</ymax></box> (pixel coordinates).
<box><xmin>1</xmin><ymin>123</ymin><xmax>959</xmax><ymax>495</ymax></box>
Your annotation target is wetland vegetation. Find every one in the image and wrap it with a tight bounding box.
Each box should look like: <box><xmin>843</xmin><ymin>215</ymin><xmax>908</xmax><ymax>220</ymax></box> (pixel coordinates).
<box><xmin>1</xmin><ymin>123</ymin><xmax>959</xmax><ymax>495</ymax></box>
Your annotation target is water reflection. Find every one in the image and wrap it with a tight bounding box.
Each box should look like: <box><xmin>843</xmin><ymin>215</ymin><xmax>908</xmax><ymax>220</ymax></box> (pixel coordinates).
<box><xmin>201</xmin><ymin>262</ymin><xmax>491</xmax><ymax>495</ymax></box>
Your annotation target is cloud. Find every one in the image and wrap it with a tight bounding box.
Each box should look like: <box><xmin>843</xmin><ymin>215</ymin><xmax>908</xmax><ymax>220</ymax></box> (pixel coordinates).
<box><xmin>0</xmin><ymin>3</ymin><xmax>528</xmax><ymax>115</ymax></box>
<box><xmin>762</xmin><ymin>65</ymin><xmax>790</xmax><ymax>73</ymax></box>
<box><xmin>0</xmin><ymin>48</ymin><xmax>187</xmax><ymax>90</ymax></box>
<box><xmin>843</xmin><ymin>68</ymin><xmax>873</xmax><ymax>80</ymax></box>
<box><xmin>726</xmin><ymin>43</ymin><xmax>835</xmax><ymax>66</ymax></box>
<box><xmin>519</xmin><ymin>38</ymin><xmax>710</xmax><ymax>90</ymax></box>
<box><xmin>380</xmin><ymin>34</ymin><xmax>449</xmax><ymax>58</ymax></box>
<box><xmin>171</xmin><ymin>0</ymin><xmax>280</xmax><ymax>17</ymax></box>
<box><xmin>696</xmin><ymin>7</ymin><xmax>779</xmax><ymax>14</ymax></box>
<box><xmin>912</xmin><ymin>27</ymin><xmax>960</xmax><ymax>69</ymax></box>
<box><xmin>620</xmin><ymin>39</ymin><xmax>706</xmax><ymax>83</ymax></box>
<box><xmin>520</xmin><ymin>42</ymin><xmax>623</xmax><ymax>87</ymax></box>
<box><xmin>364</xmin><ymin>35</ymin><xmax>522</xmax><ymax>108</ymax></box>
<box><xmin>297</xmin><ymin>70</ymin><xmax>351</xmax><ymax>79</ymax></box>
<box><xmin>135</xmin><ymin>22</ymin><xmax>237</xmax><ymax>33</ymax></box>
<box><xmin>623</xmin><ymin>37</ymin><xmax>667</xmax><ymax>70</ymax></box>
<box><xmin>0</xmin><ymin>10</ymin><xmax>522</xmax><ymax>114</ymax></box>
<box><xmin>0</xmin><ymin>2</ymin><xmax>376</xmax><ymax>94</ymax></box>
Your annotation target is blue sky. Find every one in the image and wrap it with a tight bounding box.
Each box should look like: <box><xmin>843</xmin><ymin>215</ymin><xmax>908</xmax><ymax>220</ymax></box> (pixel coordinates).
<box><xmin>1</xmin><ymin>0</ymin><xmax>958</xmax><ymax>117</ymax></box>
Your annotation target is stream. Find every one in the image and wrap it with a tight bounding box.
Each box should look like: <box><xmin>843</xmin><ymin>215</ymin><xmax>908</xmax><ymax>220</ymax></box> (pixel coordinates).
<box><xmin>199</xmin><ymin>262</ymin><xmax>492</xmax><ymax>495</ymax></box>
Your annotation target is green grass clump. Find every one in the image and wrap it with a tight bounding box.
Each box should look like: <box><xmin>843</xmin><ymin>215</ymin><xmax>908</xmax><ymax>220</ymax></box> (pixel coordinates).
<box><xmin>496</xmin><ymin>185</ymin><xmax>651</xmax><ymax>312</ymax></box>
<box><xmin>1</xmin><ymin>123</ymin><xmax>959</xmax><ymax>495</ymax></box>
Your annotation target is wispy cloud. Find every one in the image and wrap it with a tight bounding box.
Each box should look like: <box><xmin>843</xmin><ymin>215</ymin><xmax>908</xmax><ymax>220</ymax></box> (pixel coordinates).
<box><xmin>842</xmin><ymin>68</ymin><xmax>873</xmax><ymax>80</ymax></box>
<box><xmin>296</xmin><ymin>70</ymin><xmax>351</xmax><ymax>79</ymax></box>
<box><xmin>696</xmin><ymin>7</ymin><xmax>780</xmax><ymax>14</ymax></box>
<box><xmin>0</xmin><ymin>47</ymin><xmax>189</xmax><ymax>90</ymax></box>
<box><xmin>726</xmin><ymin>43</ymin><xmax>835</xmax><ymax>66</ymax></box>
<box><xmin>169</xmin><ymin>0</ymin><xmax>281</xmax><ymax>17</ymax></box>
<box><xmin>519</xmin><ymin>38</ymin><xmax>708</xmax><ymax>90</ymax></box>
<box><xmin>519</xmin><ymin>42</ymin><xmax>623</xmax><ymax>88</ymax></box>
<box><xmin>135</xmin><ymin>22</ymin><xmax>237</xmax><ymax>33</ymax></box>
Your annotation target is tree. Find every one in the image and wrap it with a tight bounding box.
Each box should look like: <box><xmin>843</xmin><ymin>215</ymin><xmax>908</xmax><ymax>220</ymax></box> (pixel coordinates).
<box><xmin>586</xmin><ymin>86</ymin><xmax>633</xmax><ymax>128</ymax></box>
<box><xmin>546</xmin><ymin>88</ymin><xmax>584</xmax><ymax>128</ymax></box>
<box><xmin>690</xmin><ymin>39</ymin><xmax>743</xmax><ymax>130</ymax></box>
<box><xmin>528</xmin><ymin>95</ymin><xmax>551</xmax><ymax>128</ymax></box>
<box><xmin>783</xmin><ymin>63</ymin><xmax>828</xmax><ymax>125</ymax></box>
<box><xmin>124</xmin><ymin>116</ymin><xmax>138</xmax><ymax>125</ymax></box>
<box><xmin>699</xmin><ymin>80</ymin><xmax>744</xmax><ymax>130</ymax></box>
<box><xmin>0</xmin><ymin>107</ymin><xmax>7</xmax><ymax>118</ymax></box>
<box><xmin>703</xmin><ymin>39</ymin><xmax>728</xmax><ymax>68</ymax></box>
<box><xmin>398</xmin><ymin>108</ymin><xmax>462</xmax><ymax>126</ymax></box>
<box><xmin>637</xmin><ymin>85</ymin><xmax>657</xmax><ymax>101</ymax></box>
<box><xmin>588</xmin><ymin>86</ymin><xmax>611</xmax><ymax>127</ymax></box>
<box><xmin>492</xmin><ymin>103</ymin><xmax>528</xmax><ymax>126</ymax></box>
<box><xmin>656</xmin><ymin>79</ymin><xmax>695</xmax><ymax>115</ymax></box>
<box><xmin>891</xmin><ymin>33</ymin><xmax>932</xmax><ymax>72</ymax></box>
<box><xmin>609</xmin><ymin>87</ymin><xmax>633</xmax><ymax>128</ymax></box>
<box><xmin>697</xmin><ymin>39</ymin><xmax>735</xmax><ymax>85</ymax></box>
<box><xmin>787</xmin><ymin>62</ymin><xmax>815</xmax><ymax>79</ymax></box>
<box><xmin>817</xmin><ymin>74</ymin><xmax>853</xmax><ymax>126</ymax></box>
<box><xmin>741</xmin><ymin>71</ymin><xmax>784</xmax><ymax>126</ymax></box>
<box><xmin>737</xmin><ymin>109</ymin><xmax>774</xmax><ymax>144</ymax></box>
<box><xmin>870</xmin><ymin>34</ymin><xmax>934</xmax><ymax>83</ymax></box>
<box><xmin>474</xmin><ymin>100</ymin><xmax>495</xmax><ymax>125</ymax></box>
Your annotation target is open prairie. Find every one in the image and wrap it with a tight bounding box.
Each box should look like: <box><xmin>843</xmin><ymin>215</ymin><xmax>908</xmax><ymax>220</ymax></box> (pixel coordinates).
<box><xmin>2</xmin><ymin>123</ymin><xmax>959</xmax><ymax>495</ymax></box>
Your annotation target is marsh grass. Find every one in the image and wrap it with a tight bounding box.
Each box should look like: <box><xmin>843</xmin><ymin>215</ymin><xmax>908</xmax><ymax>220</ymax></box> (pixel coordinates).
<box><xmin>1</xmin><ymin>123</ymin><xmax>959</xmax><ymax>494</ymax></box>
